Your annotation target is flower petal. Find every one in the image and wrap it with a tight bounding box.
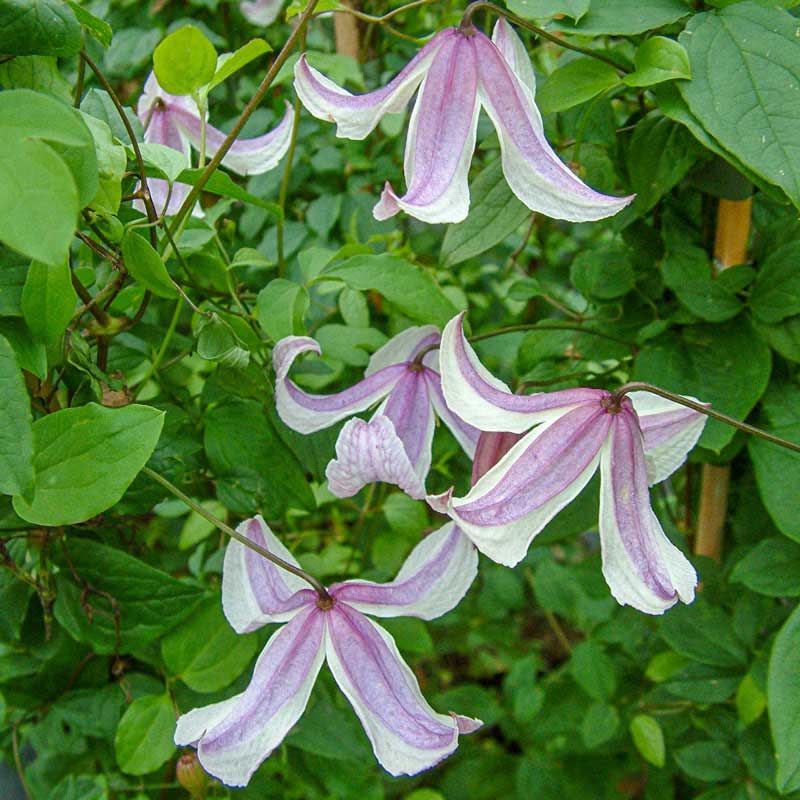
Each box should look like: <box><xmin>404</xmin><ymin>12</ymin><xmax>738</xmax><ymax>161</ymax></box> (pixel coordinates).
<box><xmin>273</xmin><ymin>336</ymin><xmax>406</xmax><ymax>434</ymax></box>
<box><xmin>325</xmin><ymin>415</ymin><xmax>427</xmax><ymax>499</ymax></box>
<box><xmin>330</xmin><ymin>522</ymin><xmax>477</xmax><ymax>619</ymax></box>
<box><xmin>240</xmin><ymin>0</ymin><xmax>283</xmax><ymax>25</ymax></box>
<box><xmin>364</xmin><ymin>325</ymin><xmax>440</xmax><ymax>377</ymax></box>
<box><xmin>470</xmin><ymin>430</ymin><xmax>524</xmax><ymax>485</ymax></box>
<box><xmin>628</xmin><ymin>391</ymin><xmax>708</xmax><ymax>485</ymax></box>
<box><xmin>429</xmin><ymin>403</ymin><xmax>610</xmax><ymax>566</ymax></box>
<box><xmin>474</xmin><ymin>32</ymin><xmax>633</xmax><ymax>222</ymax></box>
<box><xmin>424</xmin><ymin>368</ymin><xmax>480</xmax><ymax>458</ymax></box>
<box><xmin>491</xmin><ymin>18</ymin><xmax>536</xmax><ymax>95</ymax></box>
<box><xmin>381</xmin><ymin>370</ymin><xmax>436</xmax><ymax>475</ymax></box>
<box><xmin>598</xmin><ymin>409</ymin><xmax>697</xmax><ymax>615</ymax></box>
<box><xmin>175</xmin><ymin>606</ymin><xmax>325</xmax><ymax>788</ymax></box>
<box><xmin>439</xmin><ymin>313</ymin><xmax>602</xmax><ymax>433</ymax></box>
<box><xmin>222</xmin><ymin>515</ymin><xmax>315</xmax><ymax>631</ymax></box>
<box><xmin>326</xmin><ymin>604</ymin><xmax>480</xmax><ymax>776</ymax></box>
<box><xmin>373</xmin><ymin>34</ymin><xmax>481</xmax><ymax>224</ymax></box>
<box><xmin>293</xmin><ymin>31</ymin><xmax>453</xmax><ymax>140</ymax></box>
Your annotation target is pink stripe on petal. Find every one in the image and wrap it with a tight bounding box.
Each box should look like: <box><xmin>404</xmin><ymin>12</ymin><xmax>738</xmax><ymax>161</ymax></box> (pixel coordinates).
<box><xmin>382</xmin><ymin>371</ymin><xmax>433</xmax><ymax>468</ymax></box>
<box><xmin>326</xmin><ymin>604</ymin><xmax>478</xmax><ymax>776</ymax></box>
<box><xmin>365</xmin><ymin>325</ymin><xmax>440</xmax><ymax>377</ymax></box>
<box><xmin>330</xmin><ymin>522</ymin><xmax>477</xmax><ymax>619</ymax></box>
<box><xmin>470</xmin><ymin>430</ymin><xmax>524</xmax><ymax>485</ymax></box>
<box><xmin>424</xmin><ymin>369</ymin><xmax>480</xmax><ymax>458</ymax></box>
<box><xmin>598</xmin><ymin>409</ymin><xmax>697</xmax><ymax>615</ymax></box>
<box><xmin>177</xmin><ymin>606</ymin><xmax>325</xmax><ymax>787</ymax></box>
<box><xmin>491</xmin><ymin>18</ymin><xmax>536</xmax><ymax>95</ymax></box>
<box><xmin>474</xmin><ymin>33</ymin><xmax>633</xmax><ymax>222</ymax></box>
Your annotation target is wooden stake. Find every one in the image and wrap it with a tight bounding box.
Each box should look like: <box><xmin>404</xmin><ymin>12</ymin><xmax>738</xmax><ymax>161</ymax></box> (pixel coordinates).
<box><xmin>334</xmin><ymin>1</ymin><xmax>360</xmax><ymax>60</ymax></box>
<box><xmin>693</xmin><ymin>197</ymin><xmax>752</xmax><ymax>562</ymax></box>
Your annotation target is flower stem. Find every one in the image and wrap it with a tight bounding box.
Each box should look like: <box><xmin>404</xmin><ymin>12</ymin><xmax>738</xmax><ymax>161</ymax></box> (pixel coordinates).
<box><xmin>459</xmin><ymin>1</ymin><xmax>629</xmax><ymax>72</ymax></box>
<box><xmin>141</xmin><ymin>467</ymin><xmax>331</xmax><ymax>601</ymax></box>
<box><xmin>277</xmin><ymin>96</ymin><xmax>303</xmax><ymax>277</ymax></box>
<box><xmin>613</xmin><ymin>382</ymin><xmax>800</xmax><ymax>455</ymax></box>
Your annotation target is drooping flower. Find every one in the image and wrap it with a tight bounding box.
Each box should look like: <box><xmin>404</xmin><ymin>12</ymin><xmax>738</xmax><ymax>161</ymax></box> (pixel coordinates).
<box><xmin>175</xmin><ymin>516</ymin><xmax>481</xmax><ymax>786</ymax></box>
<box><xmin>274</xmin><ymin>326</ymin><xmax>480</xmax><ymax>500</ymax></box>
<box><xmin>135</xmin><ymin>72</ymin><xmax>293</xmax><ymax>216</ymax></box>
<box><xmin>293</xmin><ymin>19</ymin><xmax>633</xmax><ymax>224</ymax></box>
<box><xmin>240</xmin><ymin>0</ymin><xmax>284</xmax><ymax>26</ymax></box>
<box><xmin>428</xmin><ymin>313</ymin><xmax>707</xmax><ymax>615</ymax></box>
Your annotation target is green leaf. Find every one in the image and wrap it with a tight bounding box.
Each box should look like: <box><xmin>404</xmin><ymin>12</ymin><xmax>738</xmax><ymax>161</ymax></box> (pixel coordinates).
<box><xmin>440</xmin><ymin>159</ymin><xmax>530</xmax><ymax>267</ymax></box>
<box><xmin>570</xmin><ymin>242</ymin><xmax>635</xmax><ymax>299</ymax></box>
<box><xmin>633</xmin><ymin>318</ymin><xmax>771</xmax><ymax>451</ymax></box>
<box><xmin>768</xmin><ymin>604</ymin><xmax>800</xmax><ymax>793</ymax></box>
<box><xmin>736</xmin><ymin>673</ymin><xmax>766</xmax><ymax>727</ymax></box>
<box><xmin>13</xmin><ymin>403</ymin><xmax>165</xmax><ymax>526</ymax></box>
<box><xmin>379</xmin><ymin>618</ymin><xmax>434</xmax><ymax>656</ymax></box>
<box><xmin>208</xmin><ymin>39</ymin><xmax>272</xmax><ymax>91</ymax></box>
<box><xmin>178</xmin><ymin>167</ymin><xmax>283</xmax><ymax>216</ymax></box>
<box><xmin>750</xmin><ymin>241</ymin><xmax>800</xmax><ymax>323</ymax></box>
<box><xmin>121</xmin><ymin>232</ymin><xmax>178</xmax><ymax>299</ymax></box>
<box><xmin>624</xmin><ymin>36</ymin><xmax>691</xmax><ymax>87</ymax></box>
<box><xmin>581</xmin><ymin>703</ymin><xmax>620</xmax><ymax>748</ymax></box>
<box><xmin>256</xmin><ymin>278</ymin><xmax>309</xmax><ymax>341</ymax></box>
<box><xmin>505</xmin><ymin>0</ymin><xmax>590</xmax><ymax>21</ymax></box>
<box><xmin>630</xmin><ymin>714</ymin><xmax>666</xmax><ymax>767</ymax></box>
<box><xmin>53</xmin><ymin>538</ymin><xmax>203</xmax><ymax>653</ymax></box>
<box><xmin>678</xmin><ymin>5</ymin><xmax>800</xmax><ymax>208</ymax></box>
<box><xmin>178</xmin><ymin>499</ymin><xmax>227</xmax><ymax>549</ymax></box>
<box><xmin>0</xmin><ymin>0</ymin><xmax>82</xmax><ymax>57</ymax></box>
<box><xmin>0</xmin><ymin>318</ymin><xmax>47</xmax><ymax>379</ymax></box>
<box><xmin>570</xmin><ymin>640</ymin><xmax>617</xmax><ymax>701</ymax></box>
<box><xmin>675</xmin><ymin>742</ymin><xmax>740</xmax><ymax>782</ymax></box>
<box><xmin>314</xmin><ymin>324</ymin><xmax>387</xmax><ymax>367</ymax></box>
<box><xmin>319</xmin><ymin>255</ymin><xmax>458</xmax><ymax>328</ymax></box>
<box><xmin>551</xmin><ymin>0</ymin><xmax>690</xmax><ymax>35</ymax></box>
<box><xmin>82</xmin><ymin>114</ymin><xmax>126</xmax><ymax>214</ymax></box>
<box><xmin>153</xmin><ymin>25</ymin><xmax>218</xmax><ymax>96</ymax></box>
<box><xmin>0</xmin><ymin>55</ymin><xmax>72</xmax><ymax>102</ymax></box>
<box><xmin>21</xmin><ymin>260</ymin><xmax>77</xmax><ymax>343</ymax></box>
<box><xmin>537</xmin><ymin>58</ymin><xmax>621</xmax><ymax>114</ymax></box>
<box><xmin>66</xmin><ymin>1</ymin><xmax>112</xmax><ymax>47</ymax></box>
<box><xmin>162</xmin><ymin>597</ymin><xmax>258</xmax><ymax>692</ymax></box>
<box><xmin>0</xmin><ymin>334</ymin><xmax>33</xmax><ymax>497</ymax></box>
<box><xmin>748</xmin><ymin>381</ymin><xmax>800</xmax><ymax>541</ymax></box>
<box><xmin>0</xmin><ymin>571</ymin><xmax>32</xmax><ymax>640</ymax></box>
<box><xmin>731</xmin><ymin>539</ymin><xmax>800</xmax><ymax>596</ymax></box>
<box><xmin>114</xmin><ymin>694</ymin><xmax>176</xmax><ymax>776</ymax></box>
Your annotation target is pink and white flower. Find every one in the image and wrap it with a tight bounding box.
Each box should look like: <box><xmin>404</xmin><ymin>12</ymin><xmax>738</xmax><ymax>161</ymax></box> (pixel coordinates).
<box><xmin>240</xmin><ymin>0</ymin><xmax>284</xmax><ymax>26</ymax></box>
<box><xmin>136</xmin><ymin>72</ymin><xmax>293</xmax><ymax>216</ymax></box>
<box><xmin>274</xmin><ymin>326</ymin><xmax>479</xmax><ymax>499</ymax></box>
<box><xmin>428</xmin><ymin>313</ymin><xmax>707</xmax><ymax>615</ymax></box>
<box><xmin>293</xmin><ymin>19</ymin><xmax>633</xmax><ymax>224</ymax></box>
<box><xmin>175</xmin><ymin>516</ymin><xmax>481</xmax><ymax>786</ymax></box>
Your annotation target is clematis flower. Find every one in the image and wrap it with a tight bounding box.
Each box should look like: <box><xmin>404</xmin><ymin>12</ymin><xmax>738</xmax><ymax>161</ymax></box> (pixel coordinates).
<box><xmin>293</xmin><ymin>19</ymin><xmax>633</xmax><ymax>224</ymax></box>
<box><xmin>274</xmin><ymin>325</ymin><xmax>480</xmax><ymax>500</ymax></box>
<box><xmin>175</xmin><ymin>516</ymin><xmax>481</xmax><ymax>786</ymax></box>
<box><xmin>240</xmin><ymin>0</ymin><xmax>283</xmax><ymax>26</ymax></box>
<box><xmin>428</xmin><ymin>314</ymin><xmax>707</xmax><ymax>615</ymax></box>
<box><xmin>135</xmin><ymin>72</ymin><xmax>293</xmax><ymax>216</ymax></box>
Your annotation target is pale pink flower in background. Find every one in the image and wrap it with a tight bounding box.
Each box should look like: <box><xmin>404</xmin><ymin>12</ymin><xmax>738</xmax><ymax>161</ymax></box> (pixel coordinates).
<box><xmin>240</xmin><ymin>0</ymin><xmax>284</xmax><ymax>26</ymax></box>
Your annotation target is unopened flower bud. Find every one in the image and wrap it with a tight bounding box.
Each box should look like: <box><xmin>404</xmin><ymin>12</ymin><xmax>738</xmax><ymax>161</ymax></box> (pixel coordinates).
<box><xmin>176</xmin><ymin>752</ymin><xmax>207</xmax><ymax>799</ymax></box>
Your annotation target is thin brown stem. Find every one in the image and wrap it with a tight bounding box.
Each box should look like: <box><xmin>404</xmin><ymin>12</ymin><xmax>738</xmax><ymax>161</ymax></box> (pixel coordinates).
<box><xmin>71</xmin><ymin>270</ymin><xmax>111</xmax><ymax>327</ymax></box>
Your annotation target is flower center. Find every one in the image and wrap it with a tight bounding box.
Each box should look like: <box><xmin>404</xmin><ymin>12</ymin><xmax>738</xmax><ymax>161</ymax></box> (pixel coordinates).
<box><xmin>600</xmin><ymin>393</ymin><xmax>628</xmax><ymax>414</ymax></box>
<box><xmin>316</xmin><ymin>595</ymin><xmax>336</xmax><ymax>611</ymax></box>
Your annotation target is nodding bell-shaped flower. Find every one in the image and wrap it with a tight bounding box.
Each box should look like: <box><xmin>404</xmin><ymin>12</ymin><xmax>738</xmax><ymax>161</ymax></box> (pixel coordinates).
<box><xmin>239</xmin><ymin>0</ymin><xmax>283</xmax><ymax>26</ymax></box>
<box><xmin>135</xmin><ymin>72</ymin><xmax>293</xmax><ymax>216</ymax></box>
<box><xmin>274</xmin><ymin>326</ymin><xmax>480</xmax><ymax>500</ymax></box>
<box><xmin>175</xmin><ymin>516</ymin><xmax>481</xmax><ymax>787</ymax></box>
<box><xmin>294</xmin><ymin>19</ymin><xmax>633</xmax><ymax>224</ymax></box>
<box><xmin>428</xmin><ymin>314</ymin><xmax>708</xmax><ymax>616</ymax></box>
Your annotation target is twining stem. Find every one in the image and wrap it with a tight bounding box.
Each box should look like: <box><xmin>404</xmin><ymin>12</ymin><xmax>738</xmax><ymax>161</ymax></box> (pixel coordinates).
<box><xmin>459</xmin><ymin>1</ymin><xmax>629</xmax><ymax>71</ymax></box>
<box><xmin>613</xmin><ymin>382</ymin><xmax>800</xmax><ymax>455</ymax></box>
<box><xmin>142</xmin><ymin>467</ymin><xmax>332</xmax><ymax>601</ymax></box>
<box><xmin>334</xmin><ymin>0</ymin><xmax>360</xmax><ymax>59</ymax></box>
<box><xmin>133</xmin><ymin>298</ymin><xmax>183</xmax><ymax>396</ymax></box>
<box><xmin>168</xmin><ymin>0</ymin><xmax>322</xmax><ymax>235</ymax></box>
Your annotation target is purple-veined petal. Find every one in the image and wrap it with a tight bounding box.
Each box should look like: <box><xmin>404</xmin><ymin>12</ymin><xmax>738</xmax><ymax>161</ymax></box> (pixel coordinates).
<box><xmin>474</xmin><ymin>32</ymin><xmax>633</xmax><ymax>222</ymax></box>
<box><xmin>364</xmin><ymin>325</ymin><xmax>440</xmax><ymax>377</ymax></box>
<box><xmin>325</xmin><ymin>603</ymin><xmax>481</xmax><ymax>776</ymax></box>
<box><xmin>325</xmin><ymin>414</ymin><xmax>427</xmax><ymax>499</ymax></box>
<box><xmin>373</xmin><ymin>34</ymin><xmax>481</xmax><ymax>224</ymax></box>
<box><xmin>424</xmin><ymin>369</ymin><xmax>480</xmax><ymax>458</ymax></box>
<box><xmin>172</xmin><ymin>102</ymin><xmax>294</xmax><ymax>176</ymax></box>
<box><xmin>222</xmin><ymin>515</ymin><xmax>315</xmax><ymax>632</ymax></box>
<box><xmin>134</xmin><ymin>178</ymin><xmax>194</xmax><ymax>218</ymax></box>
<box><xmin>381</xmin><ymin>369</ymin><xmax>435</xmax><ymax>475</ymax></box>
<box><xmin>293</xmin><ymin>31</ymin><xmax>454</xmax><ymax>140</ymax></box>
<box><xmin>240</xmin><ymin>0</ymin><xmax>283</xmax><ymax>25</ymax></box>
<box><xmin>330</xmin><ymin>522</ymin><xmax>477</xmax><ymax>619</ymax></box>
<box><xmin>175</xmin><ymin>606</ymin><xmax>326</xmax><ymax>788</ymax></box>
<box><xmin>439</xmin><ymin>313</ymin><xmax>602</xmax><ymax>433</ymax></box>
<box><xmin>491</xmin><ymin>18</ymin><xmax>536</xmax><ymax>95</ymax></box>
<box><xmin>628</xmin><ymin>391</ymin><xmax>708</xmax><ymax>485</ymax></box>
<box><xmin>470</xmin><ymin>430</ymin><xmax>524</xmax><ymax>485</ymax></box>
<box><xmin>598</xmin><ymin>409</ymin><xmax>697</xmax><ymax>615</ymax></box>
<box><xmin>429</xmin><ymin>402</ymin><xmax>610</xmax><ymax>566</ymax></box>
<box><xmin>273</xmin><ymin>336</ymin><xmax>406</xmax><ymax>434</ymax></box>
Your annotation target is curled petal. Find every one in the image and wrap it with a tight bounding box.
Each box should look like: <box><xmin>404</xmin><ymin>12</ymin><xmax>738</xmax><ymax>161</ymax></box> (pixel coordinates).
<box><xmin>364</xmin><ymin>325</ymin><xmax>440</xmax><ymax>377</ymax></box>
<box><xmin>424</xmin><ymin>369</ymin><xmax>480</xmax><ymax>458</ymax></box>
<box><xmin>429</xmin><ymin>403</ymin><xmax>610</xmax><ymax>566</ymax></box>
<box><xmin>273</xmin><ymin>336</ymin><xmax>406</xmax><ymax>434</ymax></box>
<box><xmin>330</xmin><ymin>522</ymin><xmax>477</xmax><ymax>619</ymax></box>
<box><xmin>293</xmin><ymin>31</ymin><xmax>454</xmax><ymax>140</ymax></box>
<box><xmin>470</xmin><ymin>430</ymin><xmax>524</xmax><ymax>485</ymax></box>
<box><xmin>491</xmin><ymin>18</ymin><xmax>536</xmax><ymax>95</ymax></box>
<box><xmin>381</xmin><ymin>370</ymin><xmax>436</xmax><ymax>476</ymax></box>
<box><xmin>439</xmin><ymin>313</ymin><xmax>601</xmax><ymax>433</ymax></box>
<box><xmin>599</xmin><ymin>410</ymin><xmax>697</xmax><ymax>615</ymax></box>
<box><xmin>240</xmin><ymin>0</ymin><xmax>284</xmax><ymax>25</ymax></box>
<box><xmin>628</xmin><ymin>391</ymin><xmax>708</xmax><ymax>485</ymax></box>
<box><xmin>222</xmin><ymin>515</ymin><xmax>315</xmax><ymax>631</ymax></box>
<box><xmin>325</xmin><ymin>415</ymin><xmax>427</xmax><ymax>499</ymax></box>
<box><xmin>374</xmin><ymin>35</ymin><xmax>481</xmax><ymax>224</ymax></box>
<box><xmin>326</xmin><ymin>604</ymin><xmax>481</xmax><ymax>776</ymax></box>
<box><xmin>175</xmin><ymin>606</ymin><xmax>326</xmax><ymax>788</ymax></box>
<box><xmin>474</xmin><ymin>33</ymin><xmax>633</xmax><ymax>222</ymax></box>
